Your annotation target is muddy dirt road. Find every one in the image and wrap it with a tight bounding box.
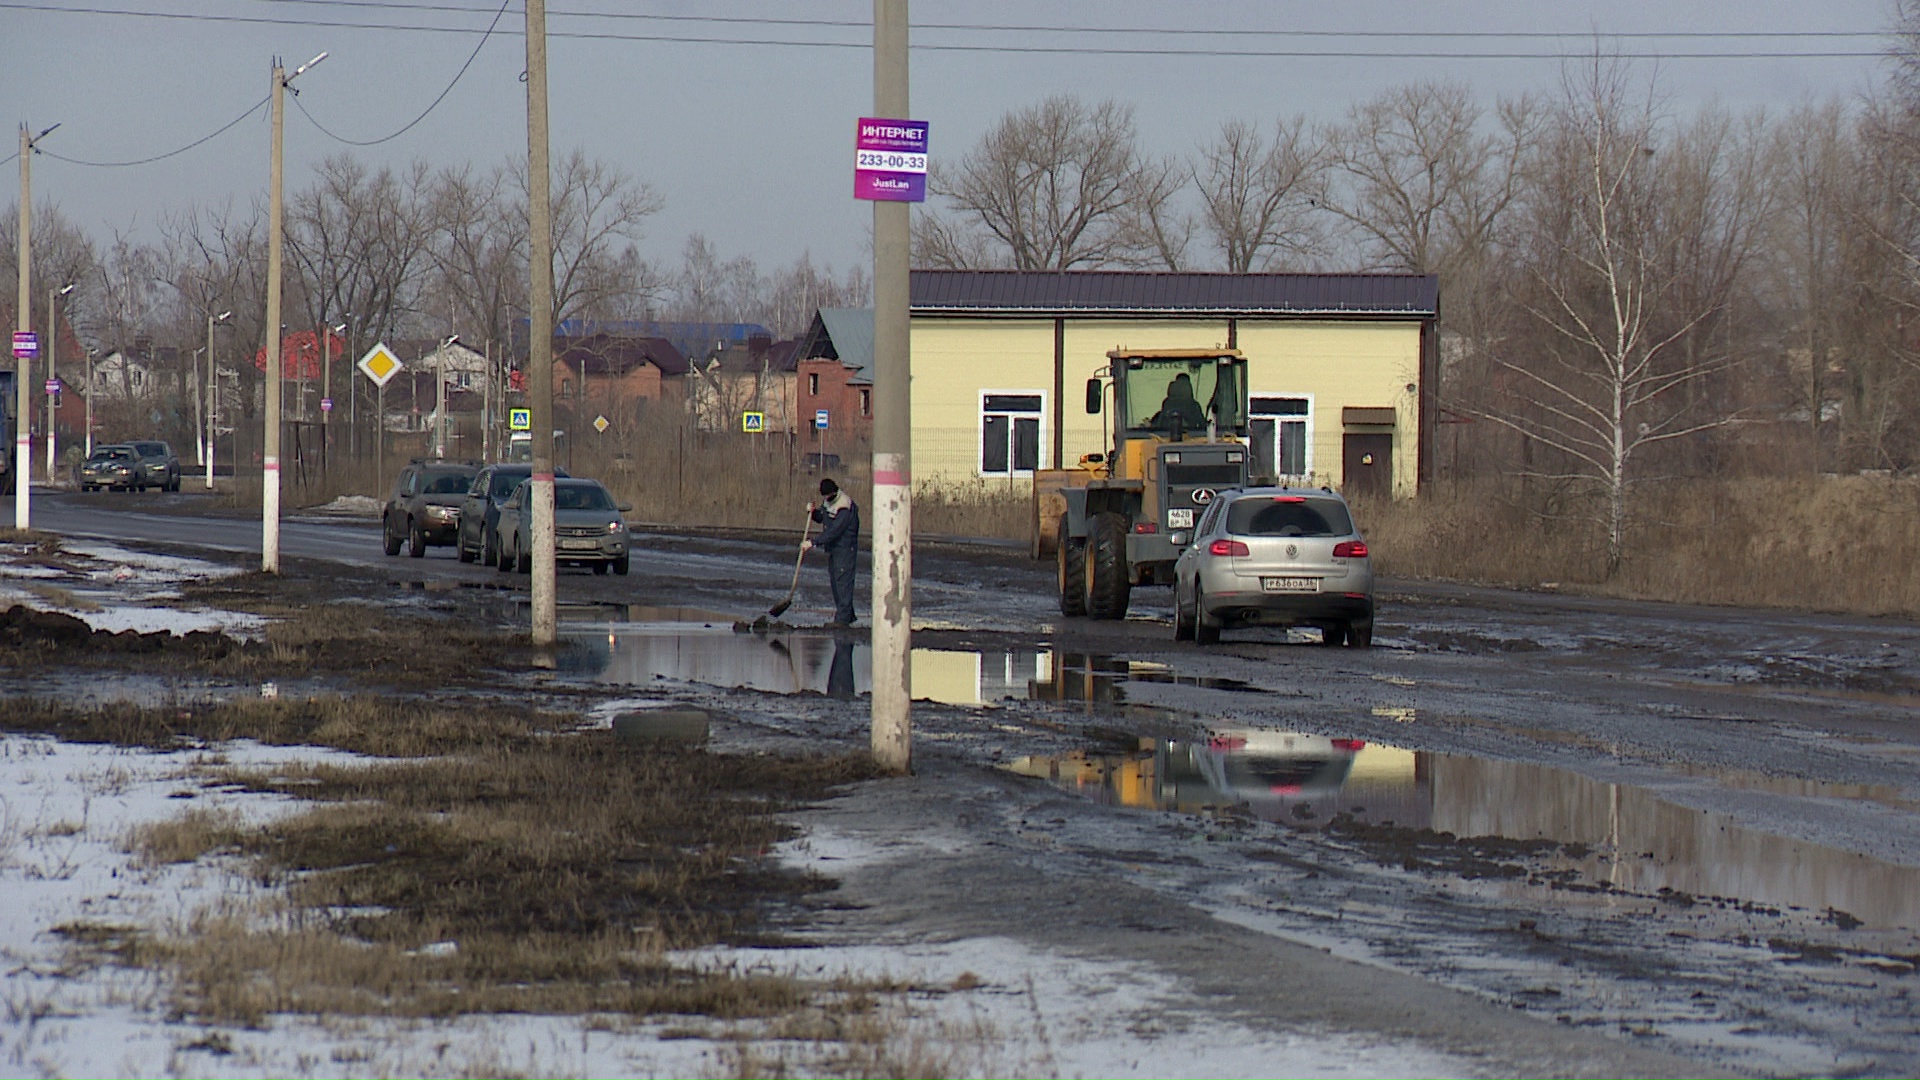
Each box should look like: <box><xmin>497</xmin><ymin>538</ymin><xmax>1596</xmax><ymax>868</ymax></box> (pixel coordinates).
<box><xmin>21</xmin><ymin>489</ymin><xmax>1920</xmax><ymax>1076</ymax></box>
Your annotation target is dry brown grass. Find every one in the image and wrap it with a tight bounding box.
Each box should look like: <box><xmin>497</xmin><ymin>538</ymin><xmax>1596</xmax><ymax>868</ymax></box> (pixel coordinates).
<box><xmin>1355</xmin><ymin>475</ymin><xmax>1920</xmax><ymax>615</ymax></box>
<box><xmin>0</xmin><ymin>695</ymin><xmax>580</xmax><ymax>756</ymax></box>
<box><xmin>107</xmin><ymin>732</ymin><xmax>879</xmax><ymax>1027</ymax></box>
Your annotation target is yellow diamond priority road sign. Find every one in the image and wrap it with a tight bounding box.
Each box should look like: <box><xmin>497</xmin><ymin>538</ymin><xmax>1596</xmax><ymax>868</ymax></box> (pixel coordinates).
<box><xmin>357</xmin><ymin>342</ymin><xmax>404</xmax><ymax>388</ymax></box>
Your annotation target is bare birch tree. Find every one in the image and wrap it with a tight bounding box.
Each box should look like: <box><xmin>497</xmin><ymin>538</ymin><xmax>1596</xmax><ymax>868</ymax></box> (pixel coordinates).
<box><xmin>1485</xmin><ymin>60</ymin><xmax>1767</xmax><ymax>576</ymax></box>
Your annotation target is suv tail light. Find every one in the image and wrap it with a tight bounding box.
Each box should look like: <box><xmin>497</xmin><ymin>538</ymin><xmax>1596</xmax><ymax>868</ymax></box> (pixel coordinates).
<box><xmin>1208</xmin><ymin>539</ymin><xmax>1250</xmax><ymax>557</ymax></box>
<box><xmin>1331</xmin><ymin>738</ymin><xmax>1368</xmax><ymax>752</ymax></box>
<box><xmin>1333</xmin><ymin>541</ymin><xmax>1368</xmax><ymax>559</ymax></box>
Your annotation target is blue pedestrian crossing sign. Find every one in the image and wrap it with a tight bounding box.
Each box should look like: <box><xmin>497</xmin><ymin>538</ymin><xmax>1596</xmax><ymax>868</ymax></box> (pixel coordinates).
<box><xmin>742</xmin><ymin>411</ymin><xmax>765</xmax><ymax>433</ymax></box>
<box><xmin>509</xmin><ymin>408</ymin><xmax>531</xmax><ymax>431</ymax></box>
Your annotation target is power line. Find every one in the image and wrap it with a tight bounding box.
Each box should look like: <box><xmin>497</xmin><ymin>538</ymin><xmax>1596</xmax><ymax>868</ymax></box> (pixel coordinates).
<box><xmin>0</xmin><ymin>2</ymin><xmax>1900</xmax><ymax>59</ymax></box>
<box><xmin>292</xmin><ymin>0</ymin><xmax>509</xmax><ymax>146</ymax></box>
<box><xmin>37</xmin><ymin>95</ymin><xmax>269</xmax><ymax>167</ymax></box>
<box><xmin>246</xmin><ymin>0</ymin><xmax>1893</xmax><ymax>41</ymax></box>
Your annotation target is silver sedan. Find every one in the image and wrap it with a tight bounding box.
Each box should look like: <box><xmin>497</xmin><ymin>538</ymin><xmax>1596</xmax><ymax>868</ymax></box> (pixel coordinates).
<box><xmin>1172</xmin><ymin>487</ymin><xmax>1374</xmax><ymax>647</ymax></box>
<box><xmin>493</xmin><ymin>478</ymin><xmax>632</xmax><ymax>576</ymax></box>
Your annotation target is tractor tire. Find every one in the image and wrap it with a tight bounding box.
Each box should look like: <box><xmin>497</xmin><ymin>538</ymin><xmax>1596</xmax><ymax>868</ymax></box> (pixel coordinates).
<box><xmin>1194</xmin><ymin>585</ymin><xmax>1221</xmax><ymax>645</ymax></box>
<box><xmin>1056</xmin><ymin>514</ymin><xmax>1087</xmax><ymax>618</ymax></box>
<box><xmin>383</xmin><ymin>517</ymin><xmax>403</xmax><ymax>557</ymax></box>
<box><xmin>1083</xmin><ymin>512</ymin><xmax>1132</xmax><ymax>621</ymax></box>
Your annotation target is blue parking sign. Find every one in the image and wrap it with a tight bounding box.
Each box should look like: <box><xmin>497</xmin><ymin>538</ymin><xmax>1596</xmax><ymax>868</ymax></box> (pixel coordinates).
<box><xmin>815</xmin><ymin>409</ymin><xmax>830</xmax><ymax>430</ymax></box>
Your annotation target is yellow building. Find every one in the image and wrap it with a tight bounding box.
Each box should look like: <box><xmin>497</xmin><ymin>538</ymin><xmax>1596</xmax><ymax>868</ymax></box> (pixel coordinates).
<box><xmin>905</xmin><ymin>270</ymin><xmax>1439</xmax><ymax>498</ymax></box>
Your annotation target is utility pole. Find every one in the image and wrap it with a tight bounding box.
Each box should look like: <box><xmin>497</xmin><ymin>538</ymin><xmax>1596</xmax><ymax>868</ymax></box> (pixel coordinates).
<box><xmin>47</xmin><ymin>282</ymin><xmax>72</xmax><ymax>483</ymax></box>
<box><xmin>525</xmin><ymin>0</ymin><xmax>558</xmax><ymax>646</ymax></box>
<box><xmin>262</xmin><ymin>51</ymin><xmax>326</xmax><ymax>573</ymax></box>
<box><xmin>870</xmin><ymin>0</ymin><xmax>913</xmax><ymax>773</ymax></box>
<box><xmin>16</xmin><ymin>124</ymin><xmax>35</xmax><ymax>528</ymax></box>
<box><xmin>205</xmin><ymin>310</ymin><xmax>230</xmax><ymax>488</ymax></box>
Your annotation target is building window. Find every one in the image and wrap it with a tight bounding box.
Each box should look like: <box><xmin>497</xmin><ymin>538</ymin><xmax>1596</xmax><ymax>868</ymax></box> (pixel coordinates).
<box><xmin>859</xmin><ymin>388</ymin><xmax>870</xmax><ymax>416</ymax></box>
<box><xmin>1250</xmin><ymin>396</ymin><xmax>1311</xmax><ymax>481</ymax></box>
<box><xmin>980</xmin><ymin>392</ymin><xmax>1044</xmax><ymax>476</ymax></box>
<box><xmin>560</xmin><ymin>378</ymin><xmax>572</xmax><ymax>397</ymax></box>
<box><xmin>808</xmin><ymin>372</ymin><xmax>820</xmax><ymax>395</ymax></box>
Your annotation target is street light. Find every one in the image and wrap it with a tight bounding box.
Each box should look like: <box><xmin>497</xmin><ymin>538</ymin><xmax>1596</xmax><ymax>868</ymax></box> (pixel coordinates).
<box><xmin>46</xmin><ymin>282</ymin><xmax>73</xmax><ymax>484</ymax></box>
<box><xmin>206</xmin><ymin>310</ymin><xmax>231</xmax><ymax>489</ymax></box>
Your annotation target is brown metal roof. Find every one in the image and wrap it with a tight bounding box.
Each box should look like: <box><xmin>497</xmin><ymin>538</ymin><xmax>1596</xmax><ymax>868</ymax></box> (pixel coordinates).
<box><xmin>910</xmin><ymin>270</ymin><xmax>1438</xmax><ymax>318</ymax></box>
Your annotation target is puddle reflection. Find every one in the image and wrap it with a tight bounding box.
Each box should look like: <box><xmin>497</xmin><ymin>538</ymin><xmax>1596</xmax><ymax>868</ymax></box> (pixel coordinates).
<box><xmin>569</xmin><ymin>625</ymin><xmax>1259</xmax><ymax>707</ymax></box>
<box><xmin>1012</xmin><ymin>732</ymin><xmax>1920</xmax><ymax>930</ymax></box>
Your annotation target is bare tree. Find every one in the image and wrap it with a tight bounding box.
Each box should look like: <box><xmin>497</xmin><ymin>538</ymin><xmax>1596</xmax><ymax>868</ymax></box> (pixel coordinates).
<box><xmin>426</xmin><ymin>160</ymin><xmax>527</xmax><ymax>347</ymax></box>
<box><xmin>1193</xmin><ymin>117</ymin><xmax>1326</xmax><ymax>272</ymax></box>
<box><xmin>287</xmin><ymin>154</ymin><xmax>435</xmax><ymax>357</ymax></box>
<box><xmin>539</xmin><ymin>150</ymin><xmax>664</xmax><ymax>326</ymax></box>
<box><xmin>1318</xmin><ymin>81</ymin><xmax>1535</xmax><ymax>278</ymax></box>
<box><xmin>920</xmin><ymin>95</ymin><xmax>1166</xmax><ymax>270</ymax></box>
<box><xmin>1482</xmin><ymin>60</ymin><xmax>1768</xmax><ymax>576</ymax></box>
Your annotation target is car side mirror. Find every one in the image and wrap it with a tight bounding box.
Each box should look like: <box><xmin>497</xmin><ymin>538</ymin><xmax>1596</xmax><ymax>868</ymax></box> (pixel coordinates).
<box><xmin>1085</xmin><ymin>378</ymin><xmax>1103</xmax><ymax>415</ymax></box>
<box><xmin>616</xmin><ymin>503</ymin><xmax>633</xmax><ymax>513</ymax></box>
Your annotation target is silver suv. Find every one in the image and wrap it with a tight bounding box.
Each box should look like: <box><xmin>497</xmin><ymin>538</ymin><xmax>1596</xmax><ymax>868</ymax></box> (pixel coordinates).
<box><xmin>1171</xmin><ymin>486</ymin><xmax>1374</xmax><ymax>647</ymax></box>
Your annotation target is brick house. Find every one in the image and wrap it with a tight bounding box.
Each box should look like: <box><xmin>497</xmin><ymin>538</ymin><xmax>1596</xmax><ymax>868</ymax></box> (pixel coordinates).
<box><xmin>552</xmin><ymin>333</ymin><xmax>689</xmax><ymax>433</ymax></box>
<box><xmin>791</xmin><ymin>309</ymin><xmax>874</xmax><ymax>440</ymax></box>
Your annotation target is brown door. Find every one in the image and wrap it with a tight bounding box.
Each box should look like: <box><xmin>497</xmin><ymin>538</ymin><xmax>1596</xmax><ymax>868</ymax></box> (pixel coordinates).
<box><xmin>1342</xmin><ymin>434</ymin><xmax>1393</xmax><ymax>497</ymax></box>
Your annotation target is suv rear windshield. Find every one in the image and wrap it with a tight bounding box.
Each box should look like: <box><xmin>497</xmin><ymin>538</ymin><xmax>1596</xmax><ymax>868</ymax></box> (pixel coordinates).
<box><xmin>1225</xmin><ymin>496</ymin><xmax>1353</xmax><ymax>538</ymax></box>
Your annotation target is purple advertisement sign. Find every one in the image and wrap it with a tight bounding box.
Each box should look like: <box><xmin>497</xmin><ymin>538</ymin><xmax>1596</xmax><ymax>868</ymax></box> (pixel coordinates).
<box><xmin>854</xmin><ymin>117</ymin><xmax>928</xmax><ymax>202</ymax></box>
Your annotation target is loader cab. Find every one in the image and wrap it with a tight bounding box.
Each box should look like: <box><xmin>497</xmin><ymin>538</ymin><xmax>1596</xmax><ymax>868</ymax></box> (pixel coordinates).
<box><xmin>1092</xmin><ymin>351</ymin><xmax>1249</xmax><ymax>443</ymax></box>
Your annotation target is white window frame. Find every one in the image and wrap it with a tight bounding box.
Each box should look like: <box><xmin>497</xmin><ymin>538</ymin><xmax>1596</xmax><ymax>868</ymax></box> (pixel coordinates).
<box><xmin>1251</xmin><ymin>393</ymin><xmax>1314</xmax><ymax>483</ymax></box>
<box><xmin>978</xmin><ymin>389</ymin><xmax>1047</xmax><ymax>478</ymax></box>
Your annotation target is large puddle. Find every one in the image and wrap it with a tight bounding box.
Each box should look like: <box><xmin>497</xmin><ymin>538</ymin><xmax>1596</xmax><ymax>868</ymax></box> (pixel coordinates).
<box><xmin>563</xmin><ymin>613</ymin><xmax>1260</xmax><ymax>706</ymax></box>
<box><xmin>1011</xmin><ymin>731</ymin><xmax>1920</xmax><ymax>931</ymax></box>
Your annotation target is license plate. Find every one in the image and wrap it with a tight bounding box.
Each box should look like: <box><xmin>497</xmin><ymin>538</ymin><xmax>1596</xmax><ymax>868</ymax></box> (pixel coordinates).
<box><xmin>1167</xmin><ymin>508</ymin><xmax>1194</xmax><ymax>529</ymax></box>
<box><xmin>1261</xmin><ymin>576</ymin><xmax>1319</xmax><ymax>593</ymax></box>
<box><xmin>560</xmin><ymin>539</ymin><xmax>598</xmax><ymax>551</ymax></box>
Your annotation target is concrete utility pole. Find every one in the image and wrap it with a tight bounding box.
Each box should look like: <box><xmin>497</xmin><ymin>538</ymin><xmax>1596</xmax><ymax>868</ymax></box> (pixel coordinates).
<box><xmin>205</xmin><ymin>310</ymin><xmax>230</xmax><ymax>488</ymax></box>
<box><xmin>17</xmin><ymin>125</ymin><xmax>33</xmax><ymax>528</ymax></box>
<box><xmin>48</xmin><ymin>282</ymin><xmax>72</xmax><ymax>483</ymax></box>
<box><xmin>262</xmin><ymin>52</ymin><xmax>326</xmax><ymax>573</ymax></box>
<box><xmin>870</xmin><ymin>0</ymin><xmax>913</xmax><ymax>773</ymax></box>
<box><xmin>525</xmin><ymin>0</ymin><xmax>558</xmax><ymax>646</ymax></box>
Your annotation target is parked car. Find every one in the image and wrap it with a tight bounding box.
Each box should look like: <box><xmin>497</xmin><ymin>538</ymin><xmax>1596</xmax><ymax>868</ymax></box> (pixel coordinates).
<box><xmin>1171</xmin><ymin>486</ymin><xmax>1373</xmax><ymax>647</ymax></box>
<box><xmin>493</xmin><ymin>477</ymin><xmax>631</xmax><ymax>576</ymax></box>
<box><xmin>382</xmin><ymin>460</ymin><xmax>480</xmax><ymax>558</ymax></box>
<box><xmin>454</xmin><ymin>463</ymin><xmax>568</xmax><ymax>566</ymax></box>
<box><xmin>76</xmin><ymin>444</ymin><xmax>139</xmax><ymax>492</ymax></box>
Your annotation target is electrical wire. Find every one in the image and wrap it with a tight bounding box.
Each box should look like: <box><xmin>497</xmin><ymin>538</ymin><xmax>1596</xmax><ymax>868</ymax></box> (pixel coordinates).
<box><xmin>245</xmin><ymin>0</ymin><xmax>1893</xmax><ymax>41</ymax></box>
<box><xmin>36</xmin><ymin>95</ymin><xmax>269</xmax><ymax>168</ymax></box>
<box><xmin>291</xmin><ymin>0</ymin><xmax>509</xmax><ymax>146</ymax></box>
<box><xmin>0</xmin><ymin>2</ymin><xmax>1898</xmax><ymax>59</ymax></box>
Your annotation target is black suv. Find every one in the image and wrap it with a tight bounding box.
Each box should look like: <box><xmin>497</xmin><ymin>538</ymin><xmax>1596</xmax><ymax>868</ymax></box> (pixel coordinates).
<box><xmin>383</xmin><ymin>461</ymin><xmax>480</xmax><ymax>557</ymax></box>
<box><xmin>455</xmin><ymin>463</ymin><xmax>569</xmax><ymax>566</ymax></box>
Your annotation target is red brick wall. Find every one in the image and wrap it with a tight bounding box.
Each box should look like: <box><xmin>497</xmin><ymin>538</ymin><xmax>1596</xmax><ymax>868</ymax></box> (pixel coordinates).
<box><xmin>796</xmin><ymin>359</ymin><xmax>870</xmax><ymax>437</ymax></box>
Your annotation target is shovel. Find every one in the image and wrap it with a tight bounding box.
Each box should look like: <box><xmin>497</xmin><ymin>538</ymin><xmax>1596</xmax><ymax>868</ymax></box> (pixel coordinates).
<box><xmin>764</xmin><ymin>510</ymin><xmax>814</xmax><ymax>619</ymax></box>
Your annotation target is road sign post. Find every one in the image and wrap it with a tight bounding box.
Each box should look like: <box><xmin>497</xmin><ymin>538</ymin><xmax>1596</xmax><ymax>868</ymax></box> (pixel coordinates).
<box><xmin>742</xmin><ymin>411</ymin><xmax>765</xmax><ymax>433</ymax></box>
<box><xmin>358</xmin><ymin>343</ymin><xmax>404</xmax><ymax>490</ymax></box>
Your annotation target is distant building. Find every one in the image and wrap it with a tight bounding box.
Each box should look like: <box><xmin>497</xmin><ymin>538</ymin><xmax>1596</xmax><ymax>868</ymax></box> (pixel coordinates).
<box><xmin>688</xmin><ymin>334</ymin><xmax>799</xmax><ymax>433</ymax></box>
<box><xmin>552</xmin><ymin>333</ymin><xmax>690</xmax><ymax>432</ymax></box>
<box><xmin>792</xmin><ymin>309</ymin><xmax>874</xmax><ymax>441</ymax></box>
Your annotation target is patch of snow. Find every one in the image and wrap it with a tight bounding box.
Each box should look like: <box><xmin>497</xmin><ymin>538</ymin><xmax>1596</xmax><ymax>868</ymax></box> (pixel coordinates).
<box><xmin>305</xmin><ymin>495</ymin><xmax>384</xmax><ymax>517</ymax></box>
<box><xmin>72</xmin><ymin>605</ymin><xmax>266</xmax><ymax>636</ymax></box>
<box><xmin>63</xmin><ymin>541</ymin><xmax>243</xmax><ymax>584</ymax></box>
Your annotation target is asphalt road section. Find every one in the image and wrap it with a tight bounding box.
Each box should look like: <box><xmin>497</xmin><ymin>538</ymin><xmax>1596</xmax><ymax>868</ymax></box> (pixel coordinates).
<box><xmin>11</xmin><ymin>485</ymin><xmax>1920</xmax><ymax>1076</ymax></box>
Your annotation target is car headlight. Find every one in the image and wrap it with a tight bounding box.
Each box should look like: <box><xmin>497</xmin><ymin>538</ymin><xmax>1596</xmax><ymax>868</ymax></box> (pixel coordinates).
<box><xmin>607</xmin><ymin>521</ymin><xmax>624</xmax><ymax>533</ymax></box>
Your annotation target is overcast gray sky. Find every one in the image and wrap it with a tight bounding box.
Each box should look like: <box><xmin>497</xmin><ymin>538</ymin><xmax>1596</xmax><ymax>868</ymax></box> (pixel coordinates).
<box><xmin>3</xmin><ymin>0</ymin><xmax>1903</xmax><ymax>276</ymax></box>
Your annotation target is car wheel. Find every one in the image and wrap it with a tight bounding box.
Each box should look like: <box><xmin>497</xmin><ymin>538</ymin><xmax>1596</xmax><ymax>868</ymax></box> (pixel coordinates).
<box><xmin>408</xmin><ymin>519</ymin><xmax>427</xmax><ymax>558</ymax></box>
<box><xmin>496</xmin><ymin>534</ymin><xmax>512</xmax><ymax>572</ymax></box>
<box><xmin>1172</xmin><ymin>582</ymin><xmax>1195</xmax><ymax>642</ymax></box>
<box><xmin>613</xmin><ymin>554</ymin><xmax>629</xmax><ymax>576</ymax></box>
<box><xmin>1194</xmin><ymin>585</ymin><xmax>1221</xmax><ymax>646</ymax></box>
<box><xmin>1344</xmin><ymin>621</ymin><xmax>1373</xmax><ymax>648</ymax></box>
<box><xmin>1084</xmin><ymin>512</ymin><xmax>1131</xmax><ymax>620</ymax></box>
<box><xmin>383</xmin><ymin>516</ymin><xmax>403</xmax><ymax>557</ymax></box>
<box><xmin>1056</xmin><ymin>513</ymin><xmax>1087</xmax><ymax>618</ymax></box>
<box><xmin>1321</xmin><ymin>622</ymin><xmax>1347</xmax><ymax>647</ymax></box>
<box><xmin>592</xmin><ymin>561</ymin><xmax>609</xmax><ymax>575</ymax></box>
<box><xmin>516</xmin><ymin>537</ymin><xmax>532</xmax><ymax>575</ymax></box>
<box><xmin>457</xmin><ymin>538</ymin><xmax>476</xmax><ymax>564</ymax></box>
<box><xmin>482</xmin><ymin>527</ymin><xmax>498</xmax><ymax>568</ymax></box>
